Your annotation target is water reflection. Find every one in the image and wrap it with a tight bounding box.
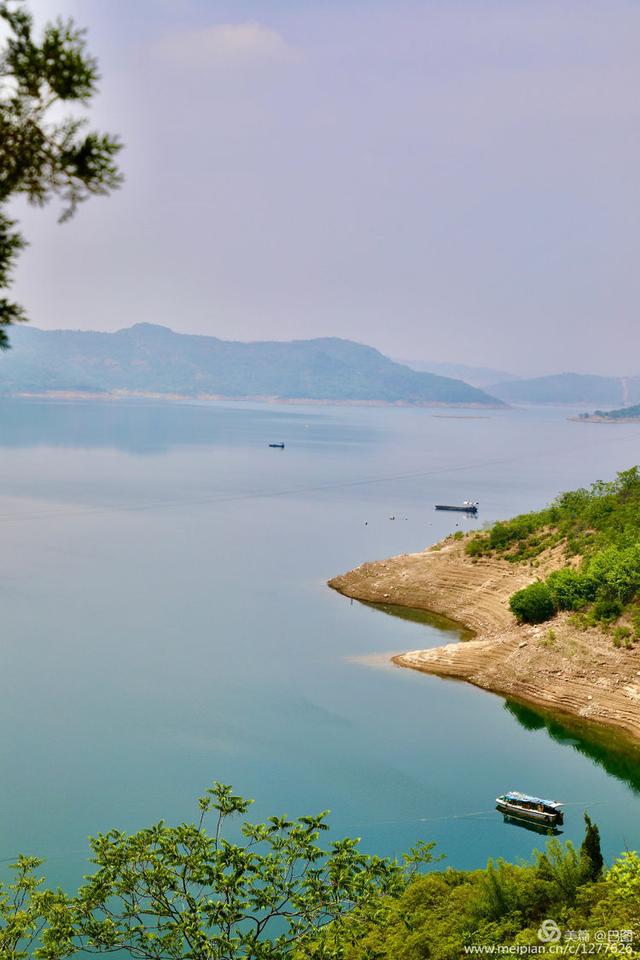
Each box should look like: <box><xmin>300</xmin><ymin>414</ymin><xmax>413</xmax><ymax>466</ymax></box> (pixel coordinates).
<box><xmin>360</xmin><ymin>599</ymin><xmax>473</xmax><ymax>641</ymax></box>
<box><xmin>499</xmin><ymin>811</ymin><xmax>563</xmax><ymax>837</ymax></box>
<box><xmin>367</xmin><ymin>599</ymin><xmax>640</xmax><ymax>801</ymax></box>
<box><xmin>504</xmin><ymin>700</ymin><xmax>640</xmax><ymax>796</ymax></box>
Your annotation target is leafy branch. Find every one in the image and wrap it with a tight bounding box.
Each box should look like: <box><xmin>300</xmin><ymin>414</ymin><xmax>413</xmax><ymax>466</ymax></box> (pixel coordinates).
<box><xmin>0</xmin><ymin>0</ymin><xmax>123</xmax><ymax>347</ymax></box>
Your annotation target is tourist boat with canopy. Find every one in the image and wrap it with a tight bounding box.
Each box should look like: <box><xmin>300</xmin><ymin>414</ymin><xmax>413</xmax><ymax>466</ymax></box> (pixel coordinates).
<box><xmin>496</xmin><ymin>791</ymin><xmax>564</xmax><ymax>827</ymax></box>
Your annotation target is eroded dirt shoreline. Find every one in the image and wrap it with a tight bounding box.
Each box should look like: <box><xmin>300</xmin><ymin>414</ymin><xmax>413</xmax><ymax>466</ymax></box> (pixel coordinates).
<box><xmin>329</xmin><ymin>540</ymin><xmax>640</xmax><ymax>743</ymax></box>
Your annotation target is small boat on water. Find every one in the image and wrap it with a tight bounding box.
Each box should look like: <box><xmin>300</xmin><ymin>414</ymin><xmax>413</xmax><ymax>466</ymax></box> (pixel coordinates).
<box><xmin>496</xmin><ymin>791</ymin><xmax>564</xmax><ymax>827</ymax></box>
<box><xmin>435</xmin><ymin>500</ymin><xmax>478</xmax><ymax>514</ymax></box>
<box><xmin>268</xmin><ymin>442</ymin><xmax>285</xmax><ymax>449</ymax></box>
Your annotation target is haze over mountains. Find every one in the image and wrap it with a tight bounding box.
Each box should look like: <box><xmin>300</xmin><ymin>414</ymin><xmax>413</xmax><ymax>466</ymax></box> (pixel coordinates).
<box><xmin>0</xmin><ymin>324</ymin><xmax>500</xmax><ymax>406</ymax></box>
<box><xmin>397</xmin><ymin>359</ymin><xmax>519</xmax><ymax>390</ymax></box>
<box><xmin>488</xmin><ymin>373</ymin><xmax>640</xmax><ymax>406</ymax></box>
<box><xmin>401</xmin><ymin>362</ymin><xmax>640</xmax><ymax>408</ymax></box>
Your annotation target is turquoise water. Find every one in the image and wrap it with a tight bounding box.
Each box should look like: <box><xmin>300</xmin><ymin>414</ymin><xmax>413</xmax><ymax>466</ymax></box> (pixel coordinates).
<box><xmin>1</xmin><ymin>397</ymin><xmax>640</xmax><ymax>890</ymax></box>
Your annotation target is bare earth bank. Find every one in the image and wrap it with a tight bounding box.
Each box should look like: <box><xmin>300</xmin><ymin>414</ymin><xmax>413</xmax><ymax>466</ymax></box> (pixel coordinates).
<box><xmin>329</xmin><ymin>541</ymin><xmax>640</xmax><ymax>743</ymax></box>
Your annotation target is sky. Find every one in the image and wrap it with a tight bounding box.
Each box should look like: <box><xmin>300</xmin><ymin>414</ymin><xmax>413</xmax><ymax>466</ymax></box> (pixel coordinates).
<box><xmin>7</xmin><ymin>0</ymin><xmax>640</xmax><ymax>376</ymax></box>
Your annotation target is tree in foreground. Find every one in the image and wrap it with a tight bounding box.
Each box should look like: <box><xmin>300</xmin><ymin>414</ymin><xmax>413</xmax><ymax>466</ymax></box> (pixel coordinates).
<box><xmin>580</xmin><ymin>811</ymin><xmax>604</xmax><ymax>882</ymax></box>
<box><xmin>0</xmin><ymin>0</ymin><xmax>122</xmax><ymax>347</ymax></box>
<box><xmin>0</xmin><ymin>783</ymin><xmax>435</xmax><ymax>958</ymax></box>
<box><xmin>2</xmin><ymin>801</ymin><xmax>632</xmax><ymax>960</ymax></box>
<box><xmin>315</xmin><ymin>817</ymin><xmax>624</xmax><ymax>960</ymax></box>
<box><xmin>0</xmin><ymin>855</ymin><xmax>73</xmax><ymax>959</ymax></box>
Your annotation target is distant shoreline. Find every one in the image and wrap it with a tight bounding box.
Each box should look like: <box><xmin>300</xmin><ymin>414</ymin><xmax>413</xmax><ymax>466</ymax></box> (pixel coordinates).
<box><xmin>329</xmin><ymin>539</ymin><xmax>640</xmax><ymax>746</ymax></box>
<box><xmin>569</xmin><ymin>415</ymin><xmax>640</xmax><ymax>424</ymax></box>
<box><xmin>0</xmin><ymin>390</ymin><xmax>504</xmax><ymax>410</ymax></box>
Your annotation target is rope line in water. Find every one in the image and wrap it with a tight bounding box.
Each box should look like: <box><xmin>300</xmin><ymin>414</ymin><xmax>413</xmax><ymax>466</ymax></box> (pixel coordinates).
<box><xmin>333</xmin><ymin>810</ymin><xmax>495</xmax><ymax>830</ymax></box>
<box><xmin>305</xmin><ymin>800</ymin><xmax>609</xmax><ymax>833</ymax></box>
<box><xmin>0</xmin><ymin>454</ymin><xmax>519</xmax><ymax>524</ymax></box>
<box><xmin>1</xmin><ymin>419</ymin><xmax>639</xmax><ymax>525</ymax></box>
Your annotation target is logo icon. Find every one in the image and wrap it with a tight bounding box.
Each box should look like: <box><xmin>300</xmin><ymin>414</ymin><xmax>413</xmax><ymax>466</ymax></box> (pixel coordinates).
<box><xmin>538</xmin><ymin>919</ymin><xmax>561</xmax><ymax>943</ymax></box>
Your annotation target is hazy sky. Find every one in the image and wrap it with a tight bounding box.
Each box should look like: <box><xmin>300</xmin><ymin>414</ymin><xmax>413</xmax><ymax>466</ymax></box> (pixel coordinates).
<box><xmin>8</xmin><ymin>0</ymin><xmax>640</xmax><ymax>375</ymax></box>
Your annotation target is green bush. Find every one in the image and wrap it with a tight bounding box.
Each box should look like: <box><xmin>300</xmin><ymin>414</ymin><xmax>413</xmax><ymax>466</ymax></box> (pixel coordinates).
<box><xmin>488</xmin><ymin>513</ymin><xmax>549</xmax><ymax>553</ymax></box>
<box><xmin>586</xmin><ymin>544</ymin><xmax>640</xmax><ymax>606</ymax></box>
<box><xmin>546</xmin><ymin>567</ymin><xmax>595</xmax><ymax>610</ymax></box>
<box><xmin>612</xmin><ymin>626</ymin><xmax>633</xmax><ymax>649</ymax></box>
<box><xmin>465</xmin><ymin>537</ymin><xmax>486</xmax><ymax>558</ymax></box>
<box><xmin>509</xmin><ymin>582</ymin><xmax>556</xmax><ymax>624</ymax></box>
<box><xmin>592</xmin><ymin>598</ymin><xmax>622</xmax><ymax>622</ymax></box>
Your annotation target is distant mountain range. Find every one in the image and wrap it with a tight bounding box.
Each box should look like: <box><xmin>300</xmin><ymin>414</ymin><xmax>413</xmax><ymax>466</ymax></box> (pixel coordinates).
<box><xmin>488</xmin><ymin>373</ymin><xmax>640</xmax><ymax>406</ymax></box>
<box><xmin>0</xmin><ymin>325</ymin><xmax>502</xmax><ymax>406</ymax></box>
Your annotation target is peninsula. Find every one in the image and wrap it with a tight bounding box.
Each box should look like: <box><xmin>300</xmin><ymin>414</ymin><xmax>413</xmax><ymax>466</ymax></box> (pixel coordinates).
<box><xmin>576</xmin><ymin>402</ymin><xmax>640</xmax><ymax>423</ymax></box>
<box><xmin>330</xmin><ymin>469</ymin><xmax>640</xmax><ymax>744</ymax></box>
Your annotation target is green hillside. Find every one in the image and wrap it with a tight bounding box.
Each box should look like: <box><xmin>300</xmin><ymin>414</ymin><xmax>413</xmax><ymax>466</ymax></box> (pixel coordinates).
<box><xmin>305</xmin><ymin>827</ymin><xmax>635</xmax><ymax>960</ymax></box>
<box><xmin>0</xmin><ymin>324</ymin><xmax>501</xmax><ymax>406</ymax></box>
<box><xmin>466</xmin><ymin>467</ymin><xmax>640</xmax><ymax>631</ymax></box>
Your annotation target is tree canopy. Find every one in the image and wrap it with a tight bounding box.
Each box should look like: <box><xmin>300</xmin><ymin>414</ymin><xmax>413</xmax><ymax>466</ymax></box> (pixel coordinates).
<box><xmin>0</xmin><ymin>782</ymin><xmax>435</xmax><ymax>959</ymax></box>
<box><xmin>0</xmin><ymin>0</ymin><xmax>122</xmax><ymax>348</ymax></box>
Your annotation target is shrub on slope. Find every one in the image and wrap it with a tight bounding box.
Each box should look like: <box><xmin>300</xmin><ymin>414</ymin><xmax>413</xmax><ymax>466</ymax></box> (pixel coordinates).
<box><xmin>466</xmin><ymin>467</ymin><xmax>640</xmax><ymax>628</ymax></box>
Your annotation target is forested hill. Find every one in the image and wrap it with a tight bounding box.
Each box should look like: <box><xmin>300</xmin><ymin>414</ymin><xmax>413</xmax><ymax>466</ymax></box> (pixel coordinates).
<box><xmin>0</xmin><ymin>324</ymin><xmax>502</xmax><ymax>406</ymax></box>
<box><xmin>490</xmin><ymin>372</ymin><xmax>640</xmax><ymax>405</ymax></box>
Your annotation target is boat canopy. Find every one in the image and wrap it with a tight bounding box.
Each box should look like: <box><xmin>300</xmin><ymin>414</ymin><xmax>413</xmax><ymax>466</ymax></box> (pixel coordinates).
<box><xmin>504</xmin><ymin>791</ymin><xmax>563</xmax><ymax>809</ymax></box>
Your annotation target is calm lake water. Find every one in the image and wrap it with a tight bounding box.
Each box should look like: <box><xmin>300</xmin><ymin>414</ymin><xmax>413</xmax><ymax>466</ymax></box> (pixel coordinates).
<box><xmin>1</xmin><ymin>397</ymin><xmax>640</xmax><ymax>890</ymax></box>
